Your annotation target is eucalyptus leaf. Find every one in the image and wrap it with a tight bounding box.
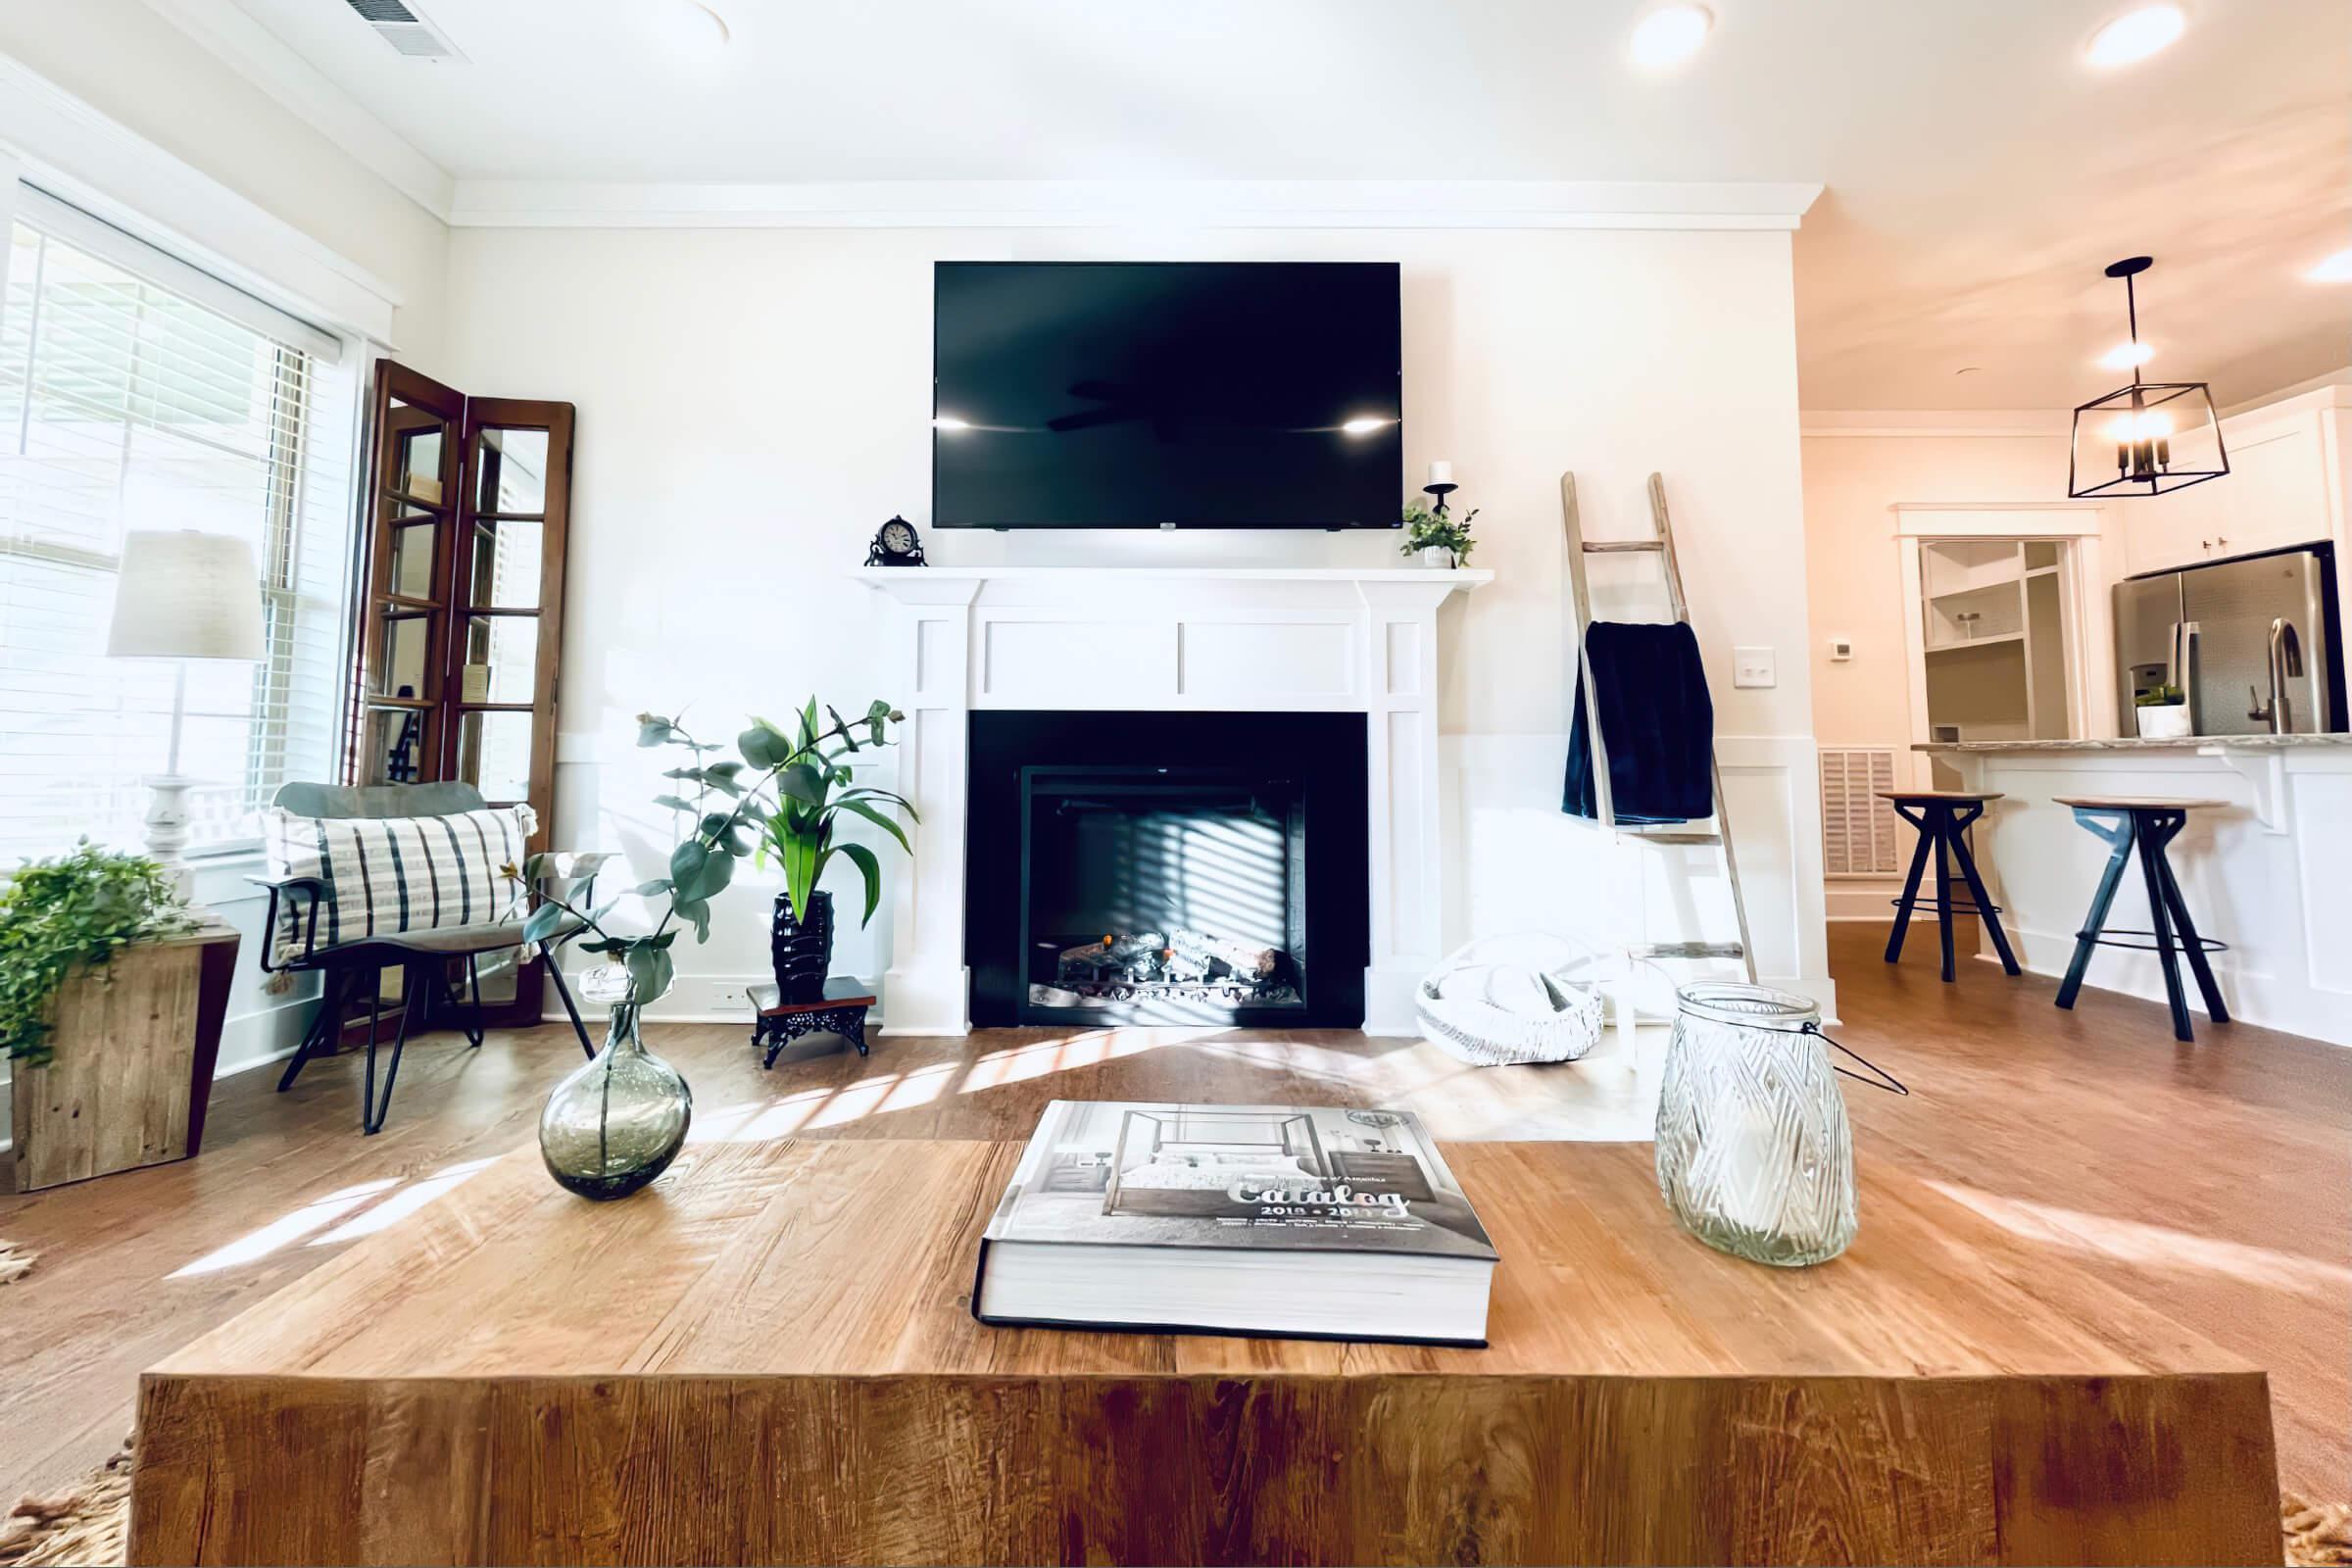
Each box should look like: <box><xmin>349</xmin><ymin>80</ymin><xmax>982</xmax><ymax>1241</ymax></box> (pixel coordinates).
<box><xmin>652</xmin><ymin>794</ymin><xmax>696</xmax><ymax>815</ymax></box>
<box><xmin>636</xmin><ymin>713</ymin><xmax>677</xmax><ymax>747</ymax></box>
<box><xmin>623</xmin><ymin>944</ymin><xmax>674</xmax><ymax>1004</ymax></box>
<box><xmin>520</xmin><ymin>902</ymin><xmax>569</xmax><ymax>946</ymax></box>
<box><xmin>630</xmin><ymin>878</ymin><xmax>673</xmax><ymax>898</ymax></box>
<box><xmin>775</xmin><ymin>762</ymin><xmax>825</xmax><ymax>806</ymax></box>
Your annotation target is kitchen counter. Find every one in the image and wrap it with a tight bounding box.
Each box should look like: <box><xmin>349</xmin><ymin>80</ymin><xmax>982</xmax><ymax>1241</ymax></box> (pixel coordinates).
<box><xmin>1917</xmin><ymin>740</ymin><xmax>2350</xmax><ymax>1046</ymax></box>
<box><xmin>1918</xmin><ymin>734</ymin><xmax>2352</xmax><ymax>753</ymax></box>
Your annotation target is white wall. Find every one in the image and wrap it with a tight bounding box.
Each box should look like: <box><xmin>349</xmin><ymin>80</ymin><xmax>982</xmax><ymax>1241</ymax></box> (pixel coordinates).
<box><xmin>440</xmin><ymin>221</ymin><xmax>1831</xmax><ymax>1018</ymax></box>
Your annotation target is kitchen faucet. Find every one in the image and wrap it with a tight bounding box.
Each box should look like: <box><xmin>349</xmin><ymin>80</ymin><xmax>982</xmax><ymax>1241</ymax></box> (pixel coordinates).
<box><xmin>2246</xmin><ymin>616</ymin><xmax>2305</xmax><ymax>733</ymax></box>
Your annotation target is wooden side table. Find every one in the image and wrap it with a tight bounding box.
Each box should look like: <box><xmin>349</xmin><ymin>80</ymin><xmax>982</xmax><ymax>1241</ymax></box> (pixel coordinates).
<box><xmin>747</xmin><ymin>979</ymin><xmax>876</xmax><ymax>1067</ymax></box>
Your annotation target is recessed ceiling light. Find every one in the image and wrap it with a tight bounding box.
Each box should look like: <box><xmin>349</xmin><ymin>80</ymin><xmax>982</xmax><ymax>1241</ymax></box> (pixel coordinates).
<box><xmin>932</xmin><ymin>416</ymin><xmax>970</xmax><ymax>431</ymax></box>
<box><xmin>2085</xmin><ymin>4</ymin><xmax>2185</xmax><ymax>69</ymax></box>
<box><xmin>1630</xmin><ymin>5</ymin><xmax>1713</xmax><ymax>71</ymax></box>
<box><xmin>1340</xmin><ymin>416</ymin><xmax>1393</xmax><ymax>435</ymax></box>
<box><xmin>2098</xmin><ymin>340</ymin><xmax>2155</xmax><ymax>370</ymax></box>
<box><xmin>2307</xmin><ymin>248</ymin><xmax>2352</xmax><ymax>283</ymax></box>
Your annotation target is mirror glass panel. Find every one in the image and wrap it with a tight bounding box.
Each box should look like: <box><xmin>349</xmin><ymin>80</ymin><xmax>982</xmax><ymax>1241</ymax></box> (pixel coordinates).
<box><xmin>361</xmin><ymin>705</ymin><xmax>432</xmax><ymax>786</ymax></box>
<box><xmin>457</xmin><ymin>710</ymin><xmax>534</xmax><ymax>803</ymax></box>
<box><xmin>389</xmin><ymin>519</ymin><xmax>437</xmax><ymax>600</ymax></box>
<box><xmin>378</xmin><ymin>612</ymin><xmax>433</xmax><ymax>699</ymax></box>
<box><xmin>476</xmin><ymin>427</ymin><xmax>550</xmax><ymax>514</ymax></box>
<box><xmin>466</xmin><ymin>518</ymin><xmax>544</xmax><ymax>608</ymax></box>
<box><xmin>461</xmin><ymin>614</ymin><xmax>539</xmax><ymax>705</ymax></box>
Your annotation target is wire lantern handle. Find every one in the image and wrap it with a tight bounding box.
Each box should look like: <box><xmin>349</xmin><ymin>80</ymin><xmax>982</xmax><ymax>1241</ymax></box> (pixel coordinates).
<box><xmin>1802</xmin><ymin>1022</ymin><xmax>1909</xmax><ymax>1096</ymax></box>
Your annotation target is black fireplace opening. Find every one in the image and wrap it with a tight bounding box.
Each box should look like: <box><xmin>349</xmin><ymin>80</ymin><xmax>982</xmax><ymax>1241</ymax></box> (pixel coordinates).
<box><xmin>967</xmin><ymin>711</ymin><xmax>1368</xmax><ymax>1028</ymax></box>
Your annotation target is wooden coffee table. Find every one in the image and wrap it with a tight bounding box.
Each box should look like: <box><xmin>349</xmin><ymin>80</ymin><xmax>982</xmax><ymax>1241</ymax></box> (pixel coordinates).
<box><xmin>130</xmin><ymin>1139</ymin><xmax>2279</xmax><ymax>1565</ymax></box>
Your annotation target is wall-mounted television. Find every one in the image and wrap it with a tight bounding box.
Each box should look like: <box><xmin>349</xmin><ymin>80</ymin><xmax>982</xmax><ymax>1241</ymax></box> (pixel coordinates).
<box><xmin>932</xmin><ymin>261</ymin><xmax>1401</xmax><ymax>530</ymax></box>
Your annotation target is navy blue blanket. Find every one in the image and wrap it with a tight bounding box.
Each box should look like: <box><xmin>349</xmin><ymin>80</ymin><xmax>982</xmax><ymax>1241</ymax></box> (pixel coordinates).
<box><xmin>1563</xmin><ymin>620</ymin><xmax>1714</xmax><ymax>825</ymax></box>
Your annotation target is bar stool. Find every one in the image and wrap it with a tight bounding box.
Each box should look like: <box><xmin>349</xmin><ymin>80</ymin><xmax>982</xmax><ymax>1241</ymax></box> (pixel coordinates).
<box><xmin>2053</xmin><ymin>796</ymin><xmax>2230</xmax><ymax>1043</ymax></box>
<box><xmin>1880</xmin><ymin>791</ymin><xmax>2021</xmax><ymax>983</ymax></box>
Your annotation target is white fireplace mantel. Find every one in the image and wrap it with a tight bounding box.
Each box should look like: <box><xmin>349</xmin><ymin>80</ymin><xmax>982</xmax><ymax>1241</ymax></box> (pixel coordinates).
<box><xmin>854</xmin><ymin>564</ymin><xmax>1493</xmax><ymax>1036</ymax></box>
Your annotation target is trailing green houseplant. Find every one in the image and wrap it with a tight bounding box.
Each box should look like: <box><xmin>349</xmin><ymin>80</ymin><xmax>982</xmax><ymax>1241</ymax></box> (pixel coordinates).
<box><xmin>510</xmin><ymin>699</ymin><xmax>908</xmax><ymax>1200</ymax></box>
<box><xmin>0</xmin><ymin>840</ymin><xmax>199</xmax><ymax>1066</ymax></box>
<box><xmin>2133</xmin><ymin>683</ymin><xmax>2184</xmax><ymax>708</ymax></box>
<box><xmin>512</xmin><ymin>698</ymin><xmax>909</xmax><ymax>1004</ymax></box>
<box><xmin>1399</xmin><ymin>500</ymin><xmax>1478</xmax><ymax>566</ymax></box>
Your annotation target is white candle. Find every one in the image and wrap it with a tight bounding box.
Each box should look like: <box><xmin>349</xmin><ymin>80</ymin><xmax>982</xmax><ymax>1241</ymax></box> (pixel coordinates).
<box><xmin>1426</xmin><ymin>460</ymin><xmax>1454</xmax><ymax>486</ymax></box>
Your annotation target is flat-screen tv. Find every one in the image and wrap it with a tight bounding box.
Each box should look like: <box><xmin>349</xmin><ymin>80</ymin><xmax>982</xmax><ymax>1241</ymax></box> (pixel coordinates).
<box><xmin>932</xmin><ymin>261</ymin><xmax>1401</xmax><ymax>529</ymax></box>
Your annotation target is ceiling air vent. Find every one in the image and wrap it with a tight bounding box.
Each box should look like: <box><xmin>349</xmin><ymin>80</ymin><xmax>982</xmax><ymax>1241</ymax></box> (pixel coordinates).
<box><xmin>340</xmin><ymin>0</ymin><xmax>467</xmax><ymax>62</ymax></box>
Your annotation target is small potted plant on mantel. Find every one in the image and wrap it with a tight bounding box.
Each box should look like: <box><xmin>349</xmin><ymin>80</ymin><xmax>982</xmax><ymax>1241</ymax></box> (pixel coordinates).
<box><xmin>2134</xmin><ymin>683</ymin><xmax>2191</xmax><ymax>739</ymax></box>
<box><xmin>0</xmin><ymin>841</ymin><xmax>238</xmax><ymax>1191</ymax></box>
<box><xmin>1400</xmin><ymin>500</ymin><xmax>1479</xmax><ymax>569</ymax></box>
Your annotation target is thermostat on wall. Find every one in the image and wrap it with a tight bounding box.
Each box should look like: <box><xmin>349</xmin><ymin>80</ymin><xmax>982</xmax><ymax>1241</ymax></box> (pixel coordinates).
<box><xmin>1828</xmin><ymin>636</ymin><xmax>1854</xmax><ymax>662</ymax></box>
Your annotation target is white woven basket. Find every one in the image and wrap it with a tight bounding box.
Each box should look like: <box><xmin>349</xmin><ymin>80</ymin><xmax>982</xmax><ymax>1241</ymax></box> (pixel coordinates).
<box><xmin>1414</xmin><ymin>934</ymin><xmax>1607</xmax><ymax>1066</ymax></box>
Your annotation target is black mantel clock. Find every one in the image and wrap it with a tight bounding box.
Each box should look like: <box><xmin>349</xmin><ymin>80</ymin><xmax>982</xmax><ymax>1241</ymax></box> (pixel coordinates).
<box><xmin>865</xmin><ymin>515</ymin><xmax>926</xmax><ymax>566</ymax></box>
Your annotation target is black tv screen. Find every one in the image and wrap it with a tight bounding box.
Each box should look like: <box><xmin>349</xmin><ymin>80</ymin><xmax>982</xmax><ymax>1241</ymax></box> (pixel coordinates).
<box><xmin>932</xmin><ymin>261</ymin><xmax>1401</xmax><ymax>529</ymax></box>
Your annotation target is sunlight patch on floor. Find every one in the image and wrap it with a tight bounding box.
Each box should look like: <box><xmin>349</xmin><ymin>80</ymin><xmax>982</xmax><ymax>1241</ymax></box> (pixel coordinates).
<box><xmin>1928</xmin><ymin>1179</ymin><xmax>2352</xmax><ymax>1300</ymax></box>
<box><xmin>309</xmin><ymin>1158</ymin><xmax>499</xmax><ymax>1246</ymax></box>
<box><xmin>167</xmin><ymin>1178</ymin><xmax>400</xmax><ymax>1278</ymax></box>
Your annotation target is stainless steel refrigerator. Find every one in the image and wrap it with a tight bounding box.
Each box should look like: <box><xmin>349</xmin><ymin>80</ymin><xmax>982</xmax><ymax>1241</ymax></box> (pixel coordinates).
<box><xmin>2114</xmin><ymin>543</ymin><xmax>2345</xmax><ymax>735</ymax></box>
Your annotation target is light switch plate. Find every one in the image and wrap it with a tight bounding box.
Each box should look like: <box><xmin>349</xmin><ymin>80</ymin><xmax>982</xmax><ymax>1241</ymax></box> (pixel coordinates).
<box><xmin>1733</xmin><ymin>646</ymin><xmax>1777</xmax><ymax>688</ymax></box>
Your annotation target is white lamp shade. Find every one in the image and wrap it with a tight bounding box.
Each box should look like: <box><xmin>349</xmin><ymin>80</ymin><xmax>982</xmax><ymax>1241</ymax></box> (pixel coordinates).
<box><xmin>106</xmin><ymin>530</ymin><xmax>266</xmax><ymax>660</ymax></box>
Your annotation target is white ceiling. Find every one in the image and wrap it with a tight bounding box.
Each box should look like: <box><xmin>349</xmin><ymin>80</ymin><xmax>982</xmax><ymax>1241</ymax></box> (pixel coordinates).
<box><xmin>158</xmin><ymin>0</ymin><xmax>2351</xmax><ymax>409</ymax></box>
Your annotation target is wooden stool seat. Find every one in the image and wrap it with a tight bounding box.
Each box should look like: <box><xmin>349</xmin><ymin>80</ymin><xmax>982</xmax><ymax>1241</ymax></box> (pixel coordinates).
<box><xmin>1877</xmin><ymin>790</ymin><xmax>2005</xmax><ymax>803</ymax></box>
<box><xmin>2054</xmin><ymin>800</ymin><xmax>2229</xmax><ymax>1043</ymax></box>
<box><xmin>1882</xmin><ymin>794</ymin><xmax>2020</xmax><ymax>983</ymax></box>
<box><xmin>748</xmin><ymin>979</ymin><xmax>876</xmax><ymax>1067</ymax></box>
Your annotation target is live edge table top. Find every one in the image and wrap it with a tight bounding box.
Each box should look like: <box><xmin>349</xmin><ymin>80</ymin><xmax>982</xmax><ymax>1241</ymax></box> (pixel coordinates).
<box><xmin>131</xmin><ymin>1138</ymin><xmax>2280</xmax><ymax>1566</ymax></box>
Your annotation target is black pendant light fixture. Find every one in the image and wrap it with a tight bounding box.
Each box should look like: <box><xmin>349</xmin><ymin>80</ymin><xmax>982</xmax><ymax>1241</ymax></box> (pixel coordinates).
<box><xmin>2069</xmin><ymin>256</ymin><xmax>2228</xmax><ymax>499</ymax></box>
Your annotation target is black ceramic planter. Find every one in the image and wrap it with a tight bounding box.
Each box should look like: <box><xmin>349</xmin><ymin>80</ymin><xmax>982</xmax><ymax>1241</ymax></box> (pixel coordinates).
<box><xmin>770</xmin><ymin>889</ymin><xmax>834</xmax><ymax>1002</ymax></box>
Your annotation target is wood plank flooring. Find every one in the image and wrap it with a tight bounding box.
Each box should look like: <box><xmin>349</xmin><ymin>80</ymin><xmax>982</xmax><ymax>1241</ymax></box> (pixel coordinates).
<box><xmin>2</xmin><ymin>923</ymin><xmax>2344</xmax><ymax>1508</ymax></box>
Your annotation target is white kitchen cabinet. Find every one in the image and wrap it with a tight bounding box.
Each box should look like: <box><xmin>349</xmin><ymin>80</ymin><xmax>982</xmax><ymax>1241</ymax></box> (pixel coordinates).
<box><xmin>2121</xmin><ymin>399</ymin><xmax>2337</xmax><ymax>576</ymax></box>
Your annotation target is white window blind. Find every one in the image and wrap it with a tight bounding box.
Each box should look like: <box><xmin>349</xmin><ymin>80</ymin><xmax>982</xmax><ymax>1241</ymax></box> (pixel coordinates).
<box><xmin>0</xmin><ymin>195</ymin><xmax>358</xmax><ymax>862</ymax></box>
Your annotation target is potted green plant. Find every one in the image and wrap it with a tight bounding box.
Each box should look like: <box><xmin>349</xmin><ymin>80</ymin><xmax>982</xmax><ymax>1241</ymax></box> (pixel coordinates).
<box><xmin>2134</xmin><ymin>683</ymin><xmax>2191</xmax><ymax>739</ymax></box>
<box><xmin>510</xmin><ymin>699</ymin><xmax>908</xmax><ymax>1200</ymax></box>
<box><xmin>1400</xmin><ymin>500</ymin><xmax>1478</xmax><ymax>568</ymax></box>
<box><xmin>0</xmin><ymin>841</ymin><xmax>229</xmax><ymax>1190</ymax></box>
<box><xmin>753</xmin><ymin>699</ymin><xmax>919</xmax><ymax>1002</ymax></box>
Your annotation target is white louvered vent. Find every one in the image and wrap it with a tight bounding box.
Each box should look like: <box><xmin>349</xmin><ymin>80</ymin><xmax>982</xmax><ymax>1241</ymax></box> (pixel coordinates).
<box><xmin>340</xmin><ymin>0</ymin><xmax>466</xmax><ymax>61</ymax></box>
<box><xmin>1820</xmin><ymin>748</ymin><xmax>1901</xmax><ymax>877</ymax></box>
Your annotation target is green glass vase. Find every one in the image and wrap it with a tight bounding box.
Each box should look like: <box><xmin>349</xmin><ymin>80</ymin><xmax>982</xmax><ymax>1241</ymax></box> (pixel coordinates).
<box><xmin>539</xmin><ymin>991</ymin><xmax>692</xmax><ymax>1200</ymax></box>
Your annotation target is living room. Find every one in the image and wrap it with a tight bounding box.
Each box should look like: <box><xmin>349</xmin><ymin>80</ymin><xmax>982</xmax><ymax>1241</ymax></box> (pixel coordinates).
<box><xmin>0</xmin><ymin>2</ymin><xmax>2346</xmax><ymax>1564</ymax></box>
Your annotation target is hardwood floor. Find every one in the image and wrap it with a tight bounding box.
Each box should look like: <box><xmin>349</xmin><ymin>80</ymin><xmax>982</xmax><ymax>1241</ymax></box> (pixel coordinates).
<box><xmin>1</xmin><ymin>922</ymin><xmax>2344</xmax><ymax>1509</ymax></box>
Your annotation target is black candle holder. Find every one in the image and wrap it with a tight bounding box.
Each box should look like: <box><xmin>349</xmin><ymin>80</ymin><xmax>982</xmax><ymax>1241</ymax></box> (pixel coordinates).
<box><xmin>1423</xmin><ymin>480</ymin><xmax>1459</xmax><ymax>515</ymax></box>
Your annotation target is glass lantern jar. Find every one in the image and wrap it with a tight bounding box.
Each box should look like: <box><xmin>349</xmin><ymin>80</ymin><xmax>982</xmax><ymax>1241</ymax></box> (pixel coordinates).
<box><xmin>1654</xmin><ymin>982</ymin><xmax>1902</xmax><ymax>1266</ymax></box>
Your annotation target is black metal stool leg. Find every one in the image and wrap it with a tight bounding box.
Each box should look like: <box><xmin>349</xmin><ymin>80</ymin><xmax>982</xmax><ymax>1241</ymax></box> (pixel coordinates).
<box><xmin>362</xmin><ymin>964</ymin><xmax>418</xmax><ymax>1135</ymax></box>
<box><xmin>1945</xmin><ymin>804</ymin><xmax>2022</xmax><ymax>976</ymax></box>
<box><xmin>1930</xmin><ymin>808</ymin><xmax>1958</xmax><ymax>982</ymax></box>
<box><xmin>1886</xmin><ymin>804</ymin><xmax>1934</xmax><ymax>963</ymax></box>
<box><xmin>278</xmin><ymin>967</ymin><xmax>347</xmax><ymax>1092</ymax></box>
<box><xmin>2057</xmin><ymin>809</ymin><xmax>2133</xmax><ymax>1010</ymax></box>
<box><xmin>2132</xmin><ymin>812</ymin><xmax>2194</xmax><ymax>1042</ymax></box>
<box><xmin>2151</xmin><ymin>825</ymin><xmax>2229</xmax><ymax>1023</ymax></box>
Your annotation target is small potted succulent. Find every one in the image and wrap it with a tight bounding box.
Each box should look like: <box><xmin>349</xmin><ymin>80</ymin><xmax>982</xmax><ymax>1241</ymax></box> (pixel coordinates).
<box><xmin>2134</xmin><ymin>683</ymin><xmax>2191</xmax><ymax>739</ymax></box>
<box><xmin>1400</xmin><ymin>500</ymin><xmax>1478</xmax><ymax>568</ymax></box>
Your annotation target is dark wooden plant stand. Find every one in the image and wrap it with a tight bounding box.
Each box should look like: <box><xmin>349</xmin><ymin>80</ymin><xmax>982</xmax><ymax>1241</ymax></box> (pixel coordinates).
<box><xmin>748</xmin><ymin>979</ymin><xmax>875</xmax><ymax>1067</ymax></box>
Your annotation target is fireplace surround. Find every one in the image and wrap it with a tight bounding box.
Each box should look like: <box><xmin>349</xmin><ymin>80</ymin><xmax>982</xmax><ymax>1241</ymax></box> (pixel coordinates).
<box><xmin>854</xmin><ymin>564</ymin><xmax>1490</xmax><ymax>1035</ymax></box>
<box><xmin>966</xmin><ymin>710</ymin><xmax>1369</xmax><ymax>1027</ymax></box>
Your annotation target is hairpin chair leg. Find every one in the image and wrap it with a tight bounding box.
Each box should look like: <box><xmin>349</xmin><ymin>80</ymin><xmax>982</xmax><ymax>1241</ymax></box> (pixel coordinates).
<box><xmin>541</xmin><ymin>943</ymin><xmax>597</xmax><ymax>1059</ymax></box>
<box><xmin>362</xmin><ymin>963</ymin><xmax>418</xmax><ymax>1135</ymax></box>
<box><xmin>277</xmin><ymin>966</ymin><xmax>349</xmax><ymax>1093</ymax></box>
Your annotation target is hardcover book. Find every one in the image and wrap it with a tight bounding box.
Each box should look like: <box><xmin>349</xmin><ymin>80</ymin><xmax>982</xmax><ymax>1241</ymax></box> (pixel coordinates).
<box><xmin>973</xmin><ymin>1100</ymin><xmax>1498</xmax><ymax>1347</ymax></box>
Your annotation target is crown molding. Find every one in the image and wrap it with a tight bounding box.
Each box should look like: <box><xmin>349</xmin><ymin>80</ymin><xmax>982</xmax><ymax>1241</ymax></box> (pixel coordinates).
<box><xmin>445</xmin><ymin>178</ymin><xmax>1825</xmax><ymax>231</ymax></box>
<box><xmin>0</xmin><ymin>52</ymin><xmax>400</xmax><ymax>341</ymax></box>
<box><xmin>1800</xmin><ymin>409</ymin><xmax>2072</xmax><ymax>438</ymax></box>
<box><xmin>138</xmin><ymin>0</ymin><xmax>455</xmax><ymax>222</ymax></box>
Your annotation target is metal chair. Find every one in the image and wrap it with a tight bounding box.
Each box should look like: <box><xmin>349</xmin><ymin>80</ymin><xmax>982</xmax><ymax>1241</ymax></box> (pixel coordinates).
<box><xmin>2053</xmin><ymin>796</ymin><xmax>2230</xmax><ymax>1043</ymax></box>
<box><xmin>1880</xmin><ymin>791</ymin><xmax>2021</xmax><ymax>983</ymax></box>
<box><xmin>252</xmin><ymin>781</ymin><xmax>597</xmax><ymax>1134</ymax></box>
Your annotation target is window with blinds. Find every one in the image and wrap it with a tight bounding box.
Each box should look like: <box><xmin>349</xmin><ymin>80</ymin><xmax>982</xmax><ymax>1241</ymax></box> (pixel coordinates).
<box><xmin>0</xmin><ymin>194</ymin><xmax>356</xmax><ymax>862</ymax></box>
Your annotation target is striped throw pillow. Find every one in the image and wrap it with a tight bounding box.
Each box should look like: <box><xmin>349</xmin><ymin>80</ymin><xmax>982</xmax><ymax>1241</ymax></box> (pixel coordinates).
<box><xmin>262</xmin><ymin>805</ymin><xmax>535</xmax><ymax>960</ymax></box>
